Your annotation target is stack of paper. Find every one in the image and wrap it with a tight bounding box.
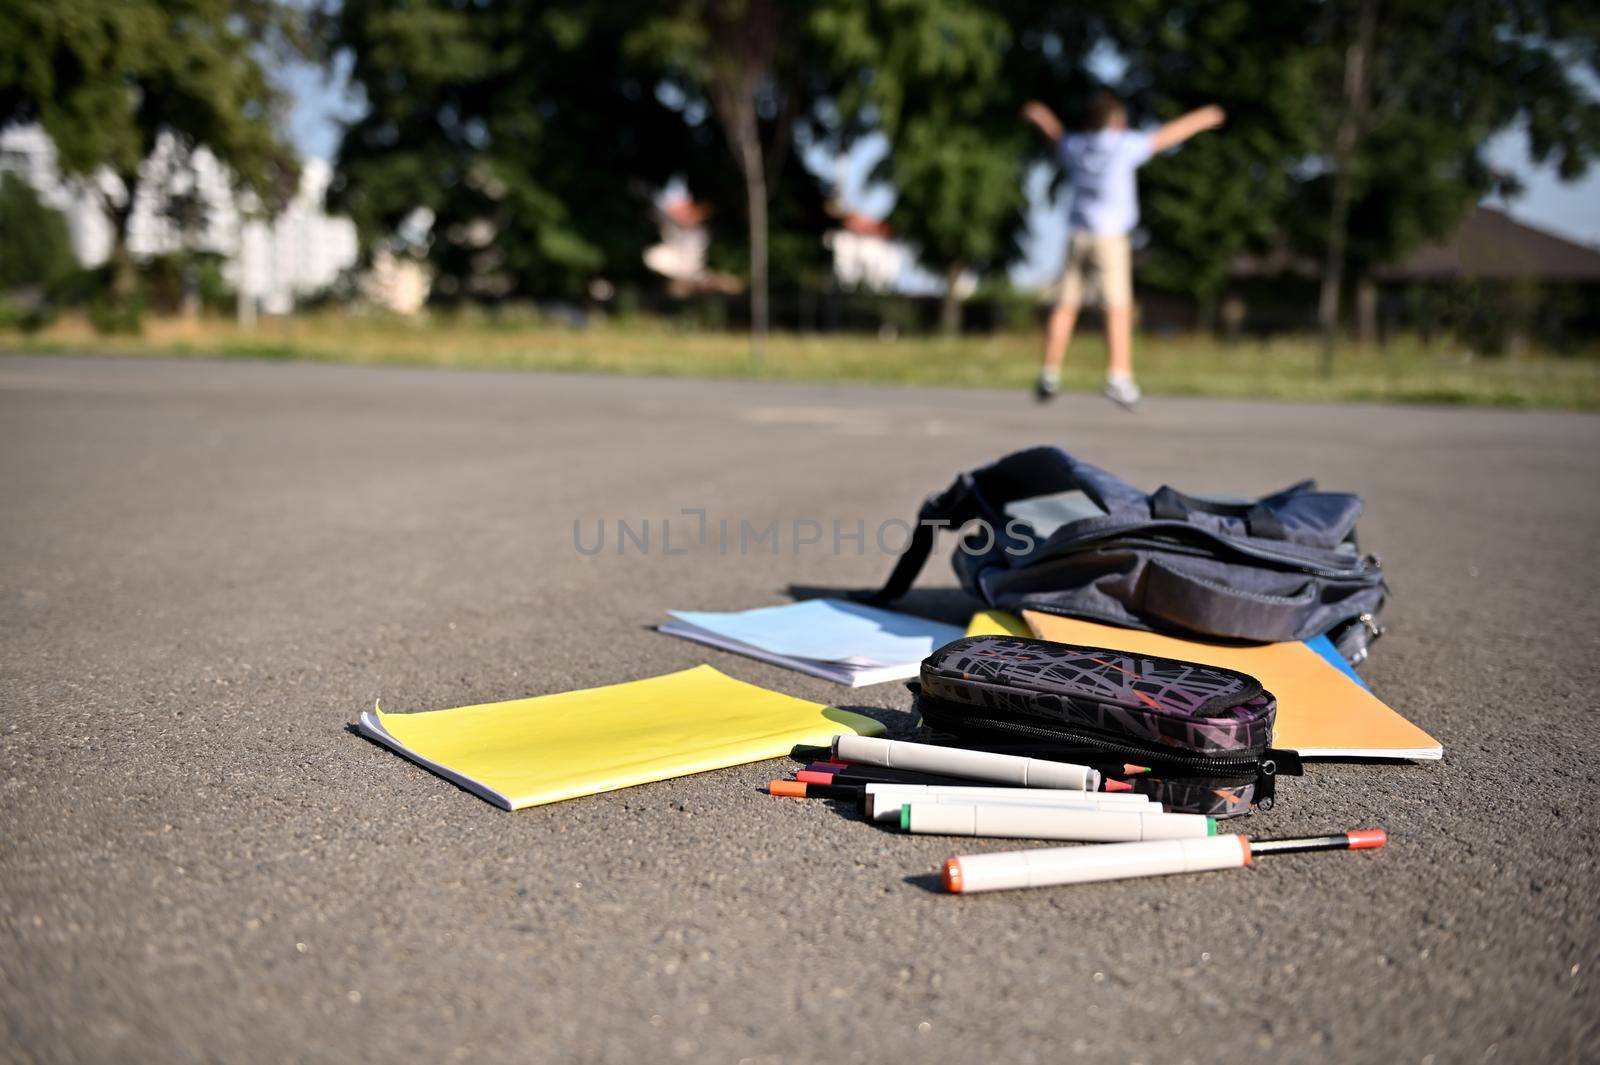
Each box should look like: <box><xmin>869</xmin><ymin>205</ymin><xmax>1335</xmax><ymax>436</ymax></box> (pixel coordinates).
<box><xmin>357</xmin><ymin>664</ymin><xmax>885</xmax><ymax>809</ymax></box>
<box><xmin>659</xmin><ymin>598</ymin><xmax>966</xmax><ymax>687</ymax></box>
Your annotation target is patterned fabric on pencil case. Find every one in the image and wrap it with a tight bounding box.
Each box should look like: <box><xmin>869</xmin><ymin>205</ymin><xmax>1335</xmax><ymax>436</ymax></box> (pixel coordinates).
<box><xmin>912</xmin><ymin>635</ymin><xmax>1300</xmax><ymax>817</ymax></box>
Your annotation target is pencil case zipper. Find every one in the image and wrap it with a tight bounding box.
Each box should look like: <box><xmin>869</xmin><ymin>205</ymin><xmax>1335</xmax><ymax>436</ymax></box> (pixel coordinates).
<box><xmin>917</xmin><ymin>701</ymin><xmax>1301</xmax><ymax>807</ymax></box>
<box><xmin>920</xmin><ymin>703</ymin><xmax>1284</xmax><ymax>773</ymax></box>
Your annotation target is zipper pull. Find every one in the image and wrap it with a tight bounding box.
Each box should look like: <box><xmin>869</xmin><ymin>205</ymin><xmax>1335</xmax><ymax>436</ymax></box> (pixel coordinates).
<box><xmin>1253</xmin><ymin>764</ymin><xmax>1277</xmax><ymax>811</ymax></box>
<box><xmin>1263</xmin><ymin>747</ymin><xmax>1303</xmax><ymax>776</ymax></box>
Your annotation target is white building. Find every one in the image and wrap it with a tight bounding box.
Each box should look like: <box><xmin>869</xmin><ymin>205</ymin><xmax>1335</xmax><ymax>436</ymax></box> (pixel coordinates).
<box><xmin>0</xmin><ymin>124</ymin><xmax>359</xmax><ymax>315</ymax></box>
<box><xmin>824</xmin><ymin>213</ymin><xmax>907</xmax><ymax>294</ymax></box>
<box><xmin>642</xmin><ymin>196</ymin><xmax>742</xmax><ymax>296</ymax></box>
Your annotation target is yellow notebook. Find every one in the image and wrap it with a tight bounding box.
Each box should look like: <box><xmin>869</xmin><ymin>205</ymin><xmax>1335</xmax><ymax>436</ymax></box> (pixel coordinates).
<box><xmin>965</xmin><ymin>610</ymin><xmax>1033</xmax><ymax>638</ymax></box>
<box><xmin>357</xmin><ymin>665</ymin><xmax>886</xmax><ymax>809</ymax></box>
<box><xmin>1022</xmin><ymin>611</ymin><xmax>1441</xmax><ymax>760</ymax></box>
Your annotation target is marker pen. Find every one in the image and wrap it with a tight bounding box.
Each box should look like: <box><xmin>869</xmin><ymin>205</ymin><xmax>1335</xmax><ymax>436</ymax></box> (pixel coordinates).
<box><xmin>832</xmin><ymin>735</ymin><xmax>1100</xmax><ymax>791</ymax></box>
<box><xmin>802</xmin><ymin>766</ymin><xmax>1142</xmax><ymax>795</ymax></box>
<box><xmin>863</xmin><ymin>784</ymin><xmax>1152</xmax><ymax>821</ymax></box>
<box><xmin>941</xmin><ymin>829</ymin><xmax>1386</xmax><ymax>894</ymax></box>
<box><xmin>767</xmin><ymin>780</ymin><xmax>1152</xmax><ymax>820</ymax></box>
<box><xmin>796</xmin><ymin>766</ymin><xmax>1033</xmax><ymax>789</ymax></box>
<box><xmin>767</xmin><ymin>780</ymin><xmax>861</xmax><ymax>801</ymax></box>
<box><xmin>818</xmin><ymin>758</ymin><xmax>1136</xmax><ymax>779</ymax></box>
<box><xmin>901</xmin><ymin>802</ymin><xmax>1211</xmax><ymax>842</ymax></box>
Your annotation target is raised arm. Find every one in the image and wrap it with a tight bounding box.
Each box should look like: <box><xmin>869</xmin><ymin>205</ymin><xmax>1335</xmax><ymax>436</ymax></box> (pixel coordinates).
<box><xmin>1151</xmin><ymin>104</ymin><xmax>1226</xmax><ymax>153</ymax></box>
<box><xmin>1021</xmin><ymin>101</ymin><xmax>1065</xmax><ymax>144</ymax></box>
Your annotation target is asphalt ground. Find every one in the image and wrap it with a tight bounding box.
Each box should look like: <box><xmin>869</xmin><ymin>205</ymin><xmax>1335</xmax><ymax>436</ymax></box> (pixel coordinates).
<box><xmin>2</xmin><ymin>354</ymin><xmax>1597</xmax><ymax>1064</ymax></box>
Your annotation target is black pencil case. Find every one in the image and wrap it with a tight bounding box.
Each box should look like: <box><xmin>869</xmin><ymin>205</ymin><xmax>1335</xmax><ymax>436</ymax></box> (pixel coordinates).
<box><xmin>911</xmin><ymin>635</ymin><xmax>1302</xmax><ymax>817</ymax></box>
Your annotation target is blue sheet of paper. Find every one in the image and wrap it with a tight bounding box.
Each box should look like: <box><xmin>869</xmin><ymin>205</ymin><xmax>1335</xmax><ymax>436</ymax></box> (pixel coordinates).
<box><xmin>667</xmin><ymin>599</ymin><xmax>966</xmax><ymax>665</ymax></box>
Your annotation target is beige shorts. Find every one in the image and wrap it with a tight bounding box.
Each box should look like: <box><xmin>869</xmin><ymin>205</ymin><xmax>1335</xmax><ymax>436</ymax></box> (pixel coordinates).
<box><xmin>1053</xmin><ymin>231</ymin><xmax>1133</xmax><ymax>310</ymax></box>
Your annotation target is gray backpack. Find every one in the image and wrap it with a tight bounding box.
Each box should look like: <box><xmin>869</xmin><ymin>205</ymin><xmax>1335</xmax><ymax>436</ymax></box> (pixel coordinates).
<box><xmin>864</xmin><ymin>446</ymin><xmax>1388</xmax><ymax>664</ymax></box>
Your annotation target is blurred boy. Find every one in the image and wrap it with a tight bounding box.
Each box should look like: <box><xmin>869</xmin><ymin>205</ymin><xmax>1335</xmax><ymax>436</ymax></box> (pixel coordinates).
<box><xmin>1022</xmin><ymin>93</ymin><xmax>1225</xmax><ymax>408</ymax></box>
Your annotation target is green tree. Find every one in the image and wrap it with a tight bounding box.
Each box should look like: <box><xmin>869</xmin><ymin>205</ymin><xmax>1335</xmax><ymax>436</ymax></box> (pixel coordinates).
<box><xmin>0</xmin><ymin>172</ymin><xmax>75</xmax><ymax>292</ymax></box>
<box><xmin>681</xmin><ymin>139</ymin><xmax>838</xmax><ymax>301</ymax></box>
<box><xmin>816</xmin><ymin>0</ymin><xmax>1053</xmax><ymax>333</ymax></box>
<box><xmin>0</xmin><ymin>0</ymin><xmax>300</xmax><ymax>296</ymax></box>
<box><xmin>327</xmin><ymin>0</ymin><xmax>688</xmax><ymax>303</ymax></box>
<box><xmin>1109</xmin><ymin>0</ymin><xmax>1599</xmax><ymax>365</ymax></box>
<box><xmin>1300</xmin><ymin>0</ymin><xmax>1600</xmax><ymax>368</ymax></box>
<box><xmin>1107</xmin><ymin>0</ymin><xmax>1320</xmax><ymax>318</ymax></box>
<box><xmin>630</xmin><ymin>0</ymin><xmax>826</xmax><ymax>355</ymax></box>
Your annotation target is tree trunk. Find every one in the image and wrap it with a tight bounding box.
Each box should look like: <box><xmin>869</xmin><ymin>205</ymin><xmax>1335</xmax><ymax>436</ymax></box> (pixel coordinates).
<box><xmin>940</xmin><ymin>261</ymin><xmax>966</xmax><ymax>336</ymax></box>
<box><xmin>106</xmin><ymin>181</ymin><xmax>138</xmax><ymax>300</ymax></box>
<box><xmin>1355</xmin><ymin>277</ymin><xmax>1378</xmax><ymax>345</ymax></box>
<box><xmin>1220</xmin><ymin>295</ymin><xmax>1246</xmax><ymax>344</ymax></box>
<box><xmin>236</xmin><ymin>220</ymin><xmax>258</xmax><ymax>329</ymax></box>
<box><xmin>1318</xmin><ymin>0</ymin><xmax>1376</xmax><ymax>377</ymax></box>
<box><xmin>1316</xmin><ymin>164</ymin><xmax>1351</xmax><ymax>372</ymax></box>
<box><xmin>734</xmin><ymin>103</ymin><xmax>769</xmax><ymax>360</ymax></box>
<box><xmin>698</xmin><ymin>0</ymin><xmax>783</xmax><ymax>360</ymax></box>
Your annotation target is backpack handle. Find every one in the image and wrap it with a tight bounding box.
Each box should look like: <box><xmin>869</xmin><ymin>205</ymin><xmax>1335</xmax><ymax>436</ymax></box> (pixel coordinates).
<box><xmin>1149</xmin><ymin>485</ymin><xmax>1306</xmax><ymax>540</ymax></box>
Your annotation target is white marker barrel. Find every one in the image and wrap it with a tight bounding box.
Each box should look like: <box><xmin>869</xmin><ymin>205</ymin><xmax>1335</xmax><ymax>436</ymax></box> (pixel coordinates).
<box><xmin>903</xmin><ymin>802</ymin><xmax>1212</xmax><ymax>842</ymax></box>
<box><xmin>943</xmin><ymin>835</ymin><xmax>1251</xmax><ymax>894</ymax></box>
<box><xmin>865</xmin><ymin>784</ymin><xmax>1153</xmax><ymax>822</ymax></box>
<box><xmin>833</xmin><ymin>735</ymin><xmax>1100</xmax><ymax>790</ymax></box>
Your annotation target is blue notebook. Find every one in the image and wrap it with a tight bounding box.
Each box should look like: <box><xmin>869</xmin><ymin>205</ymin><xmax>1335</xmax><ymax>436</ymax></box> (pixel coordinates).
<box><xmin>1305</xmin><ymin>633</ymin><xmax>1368</xmax><ymax>689</ymax></box>
<box><xmin>660</xmin><ymin>599</ymin><xmax>966</xmax><ymax>687</ymax></box>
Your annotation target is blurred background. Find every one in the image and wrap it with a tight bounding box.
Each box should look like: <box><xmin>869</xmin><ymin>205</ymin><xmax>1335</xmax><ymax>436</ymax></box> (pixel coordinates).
<box><xmin>2</xmin><ymin>0</ymin><xmax>1598</xmax><ymax>406</ymax></box>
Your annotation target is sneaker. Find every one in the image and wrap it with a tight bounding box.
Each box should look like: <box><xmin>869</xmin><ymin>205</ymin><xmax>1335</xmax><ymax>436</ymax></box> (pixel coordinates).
<box><xmin>1034</xmin><ymin>376</ymin><xmax>1060</xmax><ymax>403</ymax></box>
<box><xmin>1102</xmin><ymin>376</ymin><xmax>1142</xmax><ymax>410</ymax></box>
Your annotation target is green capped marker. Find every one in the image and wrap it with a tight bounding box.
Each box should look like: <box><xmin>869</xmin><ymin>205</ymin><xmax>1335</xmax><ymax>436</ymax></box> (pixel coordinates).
<box><xmin>898</xmin><ymin>802</ymin><xmax>1216</xmax><ymax>843</ymax></box>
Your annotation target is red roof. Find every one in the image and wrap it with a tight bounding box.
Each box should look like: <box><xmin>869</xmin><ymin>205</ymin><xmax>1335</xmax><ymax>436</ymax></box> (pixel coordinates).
<box><xmin>1225</xmin><ymin>207</ymin><xmax>1600</xmax><ymax>283</ymax></box>
<box><xmin>661</xmin><ymin>198</ymin><xmax>710</xmax><ymax>227</ymax></box>
<box><xmin>841</xmin><ymin>213</ymin><xmax>892</xmax><ymax>238</ymax></box>
<box><xmin>1377</xmin><ymin>207</ymin><xmax>1600</xmax><ymax>282</ymax></box>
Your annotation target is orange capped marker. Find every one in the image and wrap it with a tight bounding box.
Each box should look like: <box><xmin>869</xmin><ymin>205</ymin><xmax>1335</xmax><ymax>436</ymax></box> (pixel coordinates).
<box><xmin>767</xmin><ymin>779</ymin><xmax>861</xmax><ymax>801</ymax></box>
<box><xmin>941</xmin><ymin>828</ymin><xmax>1386</xmax><ymax>894</ymax></box>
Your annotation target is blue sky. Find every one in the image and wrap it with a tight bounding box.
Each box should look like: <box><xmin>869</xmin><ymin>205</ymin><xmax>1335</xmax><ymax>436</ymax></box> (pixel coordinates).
<box><xmin>281</xmin><ymin>55</ymin><xmax>1600</xmax><ymax>291</ymax></box>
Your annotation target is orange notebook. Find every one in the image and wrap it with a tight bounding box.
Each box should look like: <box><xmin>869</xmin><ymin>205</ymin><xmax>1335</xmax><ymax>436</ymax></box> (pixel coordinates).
<box><xmin>1022</xmin><ymin>611</ymin><xmax>1441</xmax><ymax>760</ymax></box>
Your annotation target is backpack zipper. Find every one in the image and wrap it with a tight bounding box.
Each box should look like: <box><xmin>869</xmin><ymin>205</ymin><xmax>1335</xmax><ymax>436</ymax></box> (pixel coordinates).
<box><xmin>1039</xmin><ymin>522</ymin><xmax>1381</xmax><ymax>581</ymax></box>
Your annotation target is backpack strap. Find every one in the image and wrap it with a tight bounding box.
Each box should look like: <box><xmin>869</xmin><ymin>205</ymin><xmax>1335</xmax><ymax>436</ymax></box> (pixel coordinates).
<box><xmin>857</xmin><ymin>474</ymin><xmax>980</xmax><ymax>606</ymax></box>
<box><xmin>859</xmin><ymin>446</ymin><xmax>1110</xmax><ymax>606</ymax></box>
